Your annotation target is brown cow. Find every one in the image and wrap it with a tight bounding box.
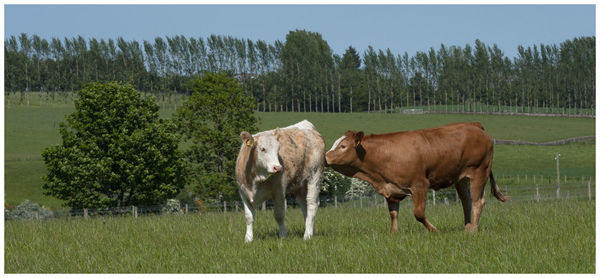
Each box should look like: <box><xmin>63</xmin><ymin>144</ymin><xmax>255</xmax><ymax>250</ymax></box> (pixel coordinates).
<box><xmin>325</xmin><ymin>122</ymin><xmax>508</xmax><ymax>232</ymax></box>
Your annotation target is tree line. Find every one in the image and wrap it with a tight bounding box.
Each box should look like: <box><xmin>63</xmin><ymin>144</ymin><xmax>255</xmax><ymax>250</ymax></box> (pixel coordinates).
<box><xmin>5</xmin><ymin>31</ymin><xmax>595</xmax><ymax>114</ymax></box>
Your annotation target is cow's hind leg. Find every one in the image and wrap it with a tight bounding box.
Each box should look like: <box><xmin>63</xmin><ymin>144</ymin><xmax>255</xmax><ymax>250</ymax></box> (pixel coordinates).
<box><xmin>294</xmin><ymin>185</ymin><xmax>308</xmax><ymax>221</ymax></box>
<box><xmin>455</xmin><ymin>178</ymin><xmax>472</xmax><ymax>228</ymax></box>
<box><xmin>273</xmin><ymin>192</ymin><xmax>287</xmax><ymax>239</ymax></box>
<box><xmin>411</xmin><ymin>181</ymin><xmax>439</xmax><ymax>232</ymax></box>
<box><xmin>303</xmin><ymin>171</ymin><xmax>321</xmax><ymax>240</ymax></box>
<box><xmin>467</xmin><ymin>171</ymin><xmax>489</xmax><ymax>232</ymax></box>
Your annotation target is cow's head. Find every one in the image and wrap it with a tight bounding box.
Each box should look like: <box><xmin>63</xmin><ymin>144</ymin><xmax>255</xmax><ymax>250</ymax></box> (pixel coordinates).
<box><xmin>240</xmin><ymin>131</ymin><xmax>282</xmax><ymax>182</ymax></box>
<box><xmin>325</xmin><ymin>130</ymin><xmax>365</xmax><ymax>172</ymax></box>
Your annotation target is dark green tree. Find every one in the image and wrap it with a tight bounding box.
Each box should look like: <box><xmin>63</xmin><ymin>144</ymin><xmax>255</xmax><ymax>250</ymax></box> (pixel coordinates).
<box><xmin>174</xmin><ymin>72</ymin><xmax>258</xmax><ymax>201</ymax></box>
<box><xmin>340</xmin><ymin>46</ymin><xmax>361</xmax><ymax>112</ymax></box>
<box><xmin>42</xmin><ymin>82</ymin><xmax>185</xmax><ymax>208</ymax></box>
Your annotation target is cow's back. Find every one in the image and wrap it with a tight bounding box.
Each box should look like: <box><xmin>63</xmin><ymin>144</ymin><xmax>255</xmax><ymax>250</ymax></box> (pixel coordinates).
<box><xmin>275</xmin><ymin>126</ymin><xmax>325</xmax><ymax>184</ymax></box>
<box><xmin>416</xmin><ymin>122</ymin><xmax>493</xmax><ymax>188</ymax></box>
<box><xmin>363</xmin><ymin>122</ymin><xmax>492</xmax><ymax>190</ymax></box>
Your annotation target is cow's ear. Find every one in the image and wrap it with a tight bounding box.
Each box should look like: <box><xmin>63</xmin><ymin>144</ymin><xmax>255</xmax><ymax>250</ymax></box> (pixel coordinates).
<box><xmin>354</xmin><ymin>131</ymin><xmax>364</xmax><ymax>147</ymax></box>
<box><xmin>240</xmin><ymin>131</ymin><xmax>254</xmax><ymax>147</ymax></box>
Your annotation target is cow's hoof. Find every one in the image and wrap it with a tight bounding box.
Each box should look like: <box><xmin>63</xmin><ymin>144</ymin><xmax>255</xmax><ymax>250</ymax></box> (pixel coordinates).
<box><xmin>464</xmin><ymin>224</ymin><xmax>478</xmax><ymax>232</ymax></box>
<box><xmin>303</xmin><ymin>233</ymin><xmax>313</xmax><ymax>241</ymax></box>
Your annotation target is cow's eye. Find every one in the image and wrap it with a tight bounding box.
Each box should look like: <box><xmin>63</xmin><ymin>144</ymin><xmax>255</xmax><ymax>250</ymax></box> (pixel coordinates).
<box><xmin>340</xmin><ymin>145</ymin><xmax>346</xmax><ymax>149</ymax></box>
<box><xmin>260</xmin><ymin>148</ymin><xmax>266</xmax><ymax>152</ymax></box>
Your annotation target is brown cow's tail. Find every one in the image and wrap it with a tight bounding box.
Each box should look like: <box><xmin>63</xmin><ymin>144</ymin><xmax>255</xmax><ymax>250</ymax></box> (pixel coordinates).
<box><xmin>490</xmin><ymin>172</ymin><xmax>509</xmax><ymax>202</ymax></box>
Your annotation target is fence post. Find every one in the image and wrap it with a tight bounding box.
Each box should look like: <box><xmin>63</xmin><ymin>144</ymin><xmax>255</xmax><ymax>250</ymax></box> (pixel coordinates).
<box><xmin>131</xmin><ymin>205</ymin><xmax>138</xmax><ymax>218</ymax></box>
<box><xmin>555</xmin><ymin>153</ymin><xmax>561</xmax><ymax>199</ymax></box>
<box><xmin>185</xmin><ymin>204</ymin><xmax>188</xmax><ymax>214</ymax></box>
<box><xmin>432</xmin><ymin>190</ymin><xmax>436</xmax><ymax>206</ymax></box>
<box><xmin>84</xmin><ymin>208</ymin><xmax>88</xmax><ymax>219</ymax></box>
<box><xmin>262</xmin><ymin>201</ymin><xmax>266</xmax><ymax>211</ymax></box>
<box><xmin>536</xmin><ymin>184</ymin><xmax>540</xmax><ymax>202</ymax></box>
<box><xmin>588</xmin><ymin>180</ymin><xmax>592</xmax><ymax>201</ymax></box>
<box><xmin>360</xmin><ymin>197</ymin><xmax>363</xmax><ymax>208</ymax></box>
<box><xmin>223</xmin><ymin>201</ymin><xmax>227</xmax><ymax>213</ymax></box>
<box><xmin>334</xmin><ymin>195</ymin><xmax>338</xmax><ymax>208</ymax></box>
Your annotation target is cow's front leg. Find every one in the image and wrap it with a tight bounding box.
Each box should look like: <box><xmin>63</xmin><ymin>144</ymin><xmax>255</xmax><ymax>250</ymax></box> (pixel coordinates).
<box><xmin>240</xmin><ymin>194</ymin><xmax>256</xmax><ymax>243</ymax></box>
<box><xmin>386</xmin><ymin>197</ymin><xmax>400</xmax><ymax>232</ymax></box>
<box><xmin>411</xmin><ymin>183</ymin><xmax>440</xmax><ymax>232</ymax></box>
<box><xmin>273</xmin><ymin>193</ymin><xmax>287</xmax><ymax>238</ymax></box>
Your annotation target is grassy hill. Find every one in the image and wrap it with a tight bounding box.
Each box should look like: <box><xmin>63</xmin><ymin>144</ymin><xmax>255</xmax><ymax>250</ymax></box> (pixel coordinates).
<box><xmin>4</xmin><ymin>104</ymin><xmax>596</xmax><ymax>208</ymax></box>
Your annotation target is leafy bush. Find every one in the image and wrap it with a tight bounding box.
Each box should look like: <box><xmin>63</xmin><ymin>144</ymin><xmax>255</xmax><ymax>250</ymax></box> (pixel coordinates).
<box><xmin>5</xmin><ymin>200</ymin><xmax>53</xmax><ymax>220</ymax></box>
<box><xmin>345</xmin><ymin>178</ymin><xmax>375</xmax><ymax>199</ymax></box>
<box><xmin>174</xmin><ymin>73</ymin><xmax>257</xmax><ymax>202</ymax></box>
<box><xmin>42</xmin><ymin>82</ymin><xmax>186</xmax><ymax>208</ymax></box>
<box><xmin>320</xmin><ymin>168</ymin><xmax>352</xmax><ymax>198</ymax></box>
<box><xmin>161</xmin><ymin>199</ymin><xmax>182</xmax><ymax>215</ymax></box>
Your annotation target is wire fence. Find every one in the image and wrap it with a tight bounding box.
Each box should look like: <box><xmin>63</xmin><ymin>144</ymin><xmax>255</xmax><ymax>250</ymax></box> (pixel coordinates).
<box><xmin>6</xmin><ymin>175</ymin><xmax>595</xmax><ymax>221</ymax></box>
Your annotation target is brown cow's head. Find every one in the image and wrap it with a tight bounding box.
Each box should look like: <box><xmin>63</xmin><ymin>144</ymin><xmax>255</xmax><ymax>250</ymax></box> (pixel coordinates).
<box><xmin>325</xmin><ymin>131</ymin><xmax>364</xmax><ymax>175</ymax></box>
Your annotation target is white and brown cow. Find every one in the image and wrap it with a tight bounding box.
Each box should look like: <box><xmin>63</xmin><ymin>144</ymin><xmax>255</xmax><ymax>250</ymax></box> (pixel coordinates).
<box><xmin>235</xmin><ymin>120</ymin><xmax>325</xmax><ymax>242</ymax></box>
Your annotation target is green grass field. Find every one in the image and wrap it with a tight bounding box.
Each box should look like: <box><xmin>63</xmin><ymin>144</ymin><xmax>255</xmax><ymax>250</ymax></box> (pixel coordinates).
<box><xmin>4</xmin><ymin>200</ymin><xmax>594</xmax><ymax>273</ymax></box>
<box><xmin>4</xmin><ymin>104</ymin><xmax>595</xmax><ymax>208</ymax></box>
<box><xmin>3</xmin><ymin>100</ymin><xmax>596</xmax><ymax>274</ymax></box>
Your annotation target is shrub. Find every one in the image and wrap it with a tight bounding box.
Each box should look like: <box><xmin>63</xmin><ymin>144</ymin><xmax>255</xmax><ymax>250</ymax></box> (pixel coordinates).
<box><xmin>161</xmin><ymin>199</ymin><xmax>182</xmax><ymax>215</ymax></box>
<box><xmin>5</xmin><ymin>200</ymin><xmax>53</xmax><ymax>220</ymax></box>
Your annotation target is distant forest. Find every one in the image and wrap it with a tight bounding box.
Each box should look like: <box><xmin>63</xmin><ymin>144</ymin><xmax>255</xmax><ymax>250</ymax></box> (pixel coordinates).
<box><xmin>4</xmin><ymin>30</ymin><xmax>595</xmax><ymax>113</ymax></box>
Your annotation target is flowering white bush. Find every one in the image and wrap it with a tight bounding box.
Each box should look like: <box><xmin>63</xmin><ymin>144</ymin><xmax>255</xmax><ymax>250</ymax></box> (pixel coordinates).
<box><xmin>320</xmin><ymin>168</ymin><xmax>351</xmax><ymax>195</ymax></box>
<box><xmin>345</xmin><ymin>178</ymin><xmax>375</xmax><ymax>199</ymax></box>
<box><xmin>5</xmin><ymin>200</ymin><xmax>53</xmax><ymax>220</ymax></box>
<box><xmin>161</xmin><ymin>199</ymin><xmax>182</xmax><ymax>215</ymax></box>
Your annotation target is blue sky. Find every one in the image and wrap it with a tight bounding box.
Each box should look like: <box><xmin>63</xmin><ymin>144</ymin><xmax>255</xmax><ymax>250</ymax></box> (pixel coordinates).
<box><xmin>4</xmin><ymin>4</ymin><xmax>596</xmax><ymax>59</ymax></box>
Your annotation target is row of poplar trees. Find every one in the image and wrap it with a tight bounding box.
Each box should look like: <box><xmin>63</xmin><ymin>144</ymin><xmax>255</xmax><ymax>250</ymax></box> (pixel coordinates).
<box><xmin>5</xmin><ymin>30</ymin><xmax>595</xmax><ymax>113</ymax></box>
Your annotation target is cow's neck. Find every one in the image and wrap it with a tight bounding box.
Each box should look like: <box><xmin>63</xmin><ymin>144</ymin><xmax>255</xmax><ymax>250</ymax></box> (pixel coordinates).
<box><xmin>351</xmin><ymin>141</ymin><xmax>387</xmax><ymax>186</ymax></box>
<box><xmin>237</xmin><ymin>147</ymin><xmax>258</xmax><ymax>189</ymax></box>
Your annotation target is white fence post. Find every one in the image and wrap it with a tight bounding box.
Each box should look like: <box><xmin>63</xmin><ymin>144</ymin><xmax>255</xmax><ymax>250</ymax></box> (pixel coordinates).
<box><xmin>555</xmin><ymin>153</ymin><xmax>561</xmax><ymax>199</ymax></box>
<box><xmin>588</xmin><ymin>180</ymin><xmax>592</xmax><ymax>201</ymax></box>
<box><xmin>84</xmin><ymin>208</ymin><xmax>88</xmax><ymax>219</ymax></box>
<box><xmin>535</xmin><ymin>184</ymin><xmax>540</xmax><ymax>202</ymax></box>
<box><xmin>432</xmin><ymin>190</ymin><xmax>436</xmax><ymax>206</ymax></box>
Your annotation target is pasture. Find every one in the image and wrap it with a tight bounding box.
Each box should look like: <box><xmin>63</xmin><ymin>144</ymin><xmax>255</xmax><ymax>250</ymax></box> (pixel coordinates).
<box><xmin>4</xmin><ymin>102</ymin><xmax>596</xmax><ymax>208</ymax></box>
<box><xmin>4</xmin><ymin>96</ymin><xmax>596</xmax><ymax>273</ymax></box>
<box><xmin>4</xmin><ymin>200</ymin><xmax>595</xmax><ymax>273</ymax></box>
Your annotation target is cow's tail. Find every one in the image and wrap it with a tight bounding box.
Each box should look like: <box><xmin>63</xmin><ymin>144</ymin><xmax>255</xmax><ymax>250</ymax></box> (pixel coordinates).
<box><xmin>490</xmin><ymin>171</ymin><xmax>509</xmax><ymax>202</ymax></box>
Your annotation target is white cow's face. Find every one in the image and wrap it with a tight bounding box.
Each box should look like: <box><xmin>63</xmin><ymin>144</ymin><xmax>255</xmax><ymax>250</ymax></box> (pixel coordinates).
<box><xmin>254</xmin><ymin>133</ymin><xmax>282</xmax><ymax>181</ymax></box>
